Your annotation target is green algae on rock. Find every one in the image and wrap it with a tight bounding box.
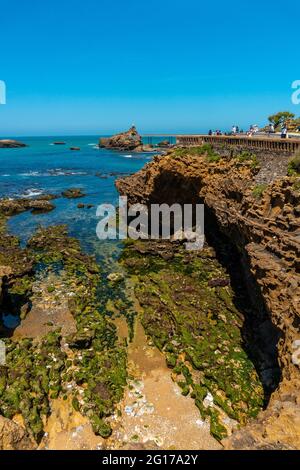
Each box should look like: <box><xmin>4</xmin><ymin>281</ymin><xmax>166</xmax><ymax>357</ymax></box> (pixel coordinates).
<box><xmin>0</xmin><ymin>332</ymin><xmax>66</xmax><ymax>441</ymax></box>
<box><xmin>28</xmin><ymin>225</ymin><xmax>128</xmax><ymax>438</ymax></box>
<box><xmin>120</xmin><ymin>239</ymin><xmax>265</xmax><ymax>441</ymax></box>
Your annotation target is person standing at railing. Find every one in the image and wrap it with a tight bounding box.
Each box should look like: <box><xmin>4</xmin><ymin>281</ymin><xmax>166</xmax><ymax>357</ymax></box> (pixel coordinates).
<box><xmin>281</xmin><ymin>125</ymin><xmax>288</xmax><ymax>139</ymax></box>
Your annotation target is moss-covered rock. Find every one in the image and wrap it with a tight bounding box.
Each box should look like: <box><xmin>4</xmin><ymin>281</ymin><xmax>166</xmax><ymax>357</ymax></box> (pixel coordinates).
<box><xmin>120</xmin><ymin>239</ymin><xmax>264</xmax><ymax>440</ymax></box>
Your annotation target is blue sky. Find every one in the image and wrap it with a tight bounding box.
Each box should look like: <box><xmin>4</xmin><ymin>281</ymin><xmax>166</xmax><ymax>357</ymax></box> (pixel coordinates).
<box><xmin>0</xmin><ymin>0</ymin><xmax>299</xmax><ymax>136</ymax></box>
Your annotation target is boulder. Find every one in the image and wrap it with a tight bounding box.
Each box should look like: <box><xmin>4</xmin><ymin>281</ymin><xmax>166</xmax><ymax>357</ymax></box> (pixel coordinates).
<box><xmin>0</xmin><ymin>140</ymin><xmax>26</xmax><ymax>148</ymax></box>
<box><xmin>99</xmin><ymin>126</ymin><xmax>143</xmax><ymax>151</ymax></box>
<box><xmin>0</xmin><ymin>416</ymin><xmax>36</xmax><ymax>450</ymax></box>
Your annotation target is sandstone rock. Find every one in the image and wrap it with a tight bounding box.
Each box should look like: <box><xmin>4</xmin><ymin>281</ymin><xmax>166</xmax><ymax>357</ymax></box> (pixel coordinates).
<box><xmin>99</xmin><ymin>126</ymin><xmax>143</xmax><ymax>152</ymax></box>
<box><xmin>0</xmin><ymin>139</ymin><xmax>26</xmax><ymax>148</ymax></box>
<box><xmin>0</xmin><ymin>416</ymin><xmax>36</xmax><ymax>450</ymax></box>
<box><xmin>116</xmin><ymin>148</ymin><xmax>300</xmax><ymax>449</ymax></box>
<box><xmin>62</xmin><ymin>188</ymin><xmax>85</xmax><ymax>199</ymax></box>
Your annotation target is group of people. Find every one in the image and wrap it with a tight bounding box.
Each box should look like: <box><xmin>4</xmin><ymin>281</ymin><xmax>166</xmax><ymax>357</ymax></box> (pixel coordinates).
<box><xmin>267</xmin><ymin>123</ymin><xmax>288</xmax><ymax>138</ymax></box>
<box><xmin>208</xmin><ymin>129</ymin><xmax>223</xmax><ymax>136</ymax></box>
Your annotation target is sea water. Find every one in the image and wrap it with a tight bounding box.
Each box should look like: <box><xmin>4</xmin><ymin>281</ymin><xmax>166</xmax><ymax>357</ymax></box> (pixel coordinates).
<box><xmin>0</xmin><ymin>136</ymin><xmax>156</xmax><ymax>262</ymax></box>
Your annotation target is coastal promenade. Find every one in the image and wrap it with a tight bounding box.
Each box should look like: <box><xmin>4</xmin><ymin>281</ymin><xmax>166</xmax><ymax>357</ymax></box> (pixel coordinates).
<box><xmin>175</xmin><ymin>134</ymin><xmax>300</xmax><ymax>153</ymax></box>
<box><xmin>142</xmin><ymin>134</ymin><xmax>300</xmax><ymax>154</ymax></box>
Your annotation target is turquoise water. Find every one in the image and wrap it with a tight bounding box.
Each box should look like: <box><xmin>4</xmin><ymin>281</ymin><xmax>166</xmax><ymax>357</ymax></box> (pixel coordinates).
<box><xmin>0</xmin><ymin>136</ymin><xmax>155</xmax><ymax>260</ymax></box>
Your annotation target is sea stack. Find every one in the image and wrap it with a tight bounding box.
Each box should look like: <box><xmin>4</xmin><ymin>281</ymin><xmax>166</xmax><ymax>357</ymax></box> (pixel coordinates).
<box><xmin>0</xmin><ymin>139</ymin><xmax>27</xmax><ymax>148</ymax></box>
<box><xmin>99</xmin><ymin>126</ymin><xmax>143</xmax><ymax>152</ymax></box>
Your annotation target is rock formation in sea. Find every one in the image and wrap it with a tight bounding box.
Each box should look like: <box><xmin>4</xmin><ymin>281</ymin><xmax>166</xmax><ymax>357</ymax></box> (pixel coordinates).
<box><xmin>0</xmin><ymin>140</ymin><xmax>26</xmax><ymax>148</ymax></box>
<box><xmin>99</xmin><ymin>126</ymin><xmax>144</xmax><ymax>152</ymax></box>
<box><xmin>116</xmin><ymin>145</ymin><xmax>300</xmax><ymax>449</ymax></box>
<box><xmin>0</xmin><ymin>195</ymin><xmax>56</xmax><ymax>215</ymax></box>
<box><xmin>1</xmin><ymin>144</ymin><xmax>299</xmax><ymax>449</ymax></box>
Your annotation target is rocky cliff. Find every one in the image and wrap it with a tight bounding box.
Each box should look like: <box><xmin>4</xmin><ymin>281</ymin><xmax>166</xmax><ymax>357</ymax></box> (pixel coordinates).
<box><xmin>116</xmin><ymin>146</ymin><xmax>300</xmax><ymax>449</ymax></box>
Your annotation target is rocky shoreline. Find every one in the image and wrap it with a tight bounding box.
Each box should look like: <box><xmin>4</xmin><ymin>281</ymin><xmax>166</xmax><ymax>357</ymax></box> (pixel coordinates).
<box><xmin>116</xmin><ymin>145</ymin><xmax>300</xmax><ymax>449</ymax></box>
<box><xmin>0</xmin><ymin>143</ymin><xmax>299</xmax><ymax>450</ymax></box>
<box><xmin>0</xmin><ymin>213</ymin><xmax>127</xmax><ymax>447</ymax></box>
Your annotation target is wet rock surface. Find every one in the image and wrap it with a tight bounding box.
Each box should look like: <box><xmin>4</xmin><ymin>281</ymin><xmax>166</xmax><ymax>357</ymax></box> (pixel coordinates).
<box><xmin>62</xmin><ymin>188</ymin><xmax>85</xmax><ymax>199</ymax></box>
<box><xmin>0</xmin><ymin>140</ymin><xmax>27</xmax><ymax>148</ymax></box>
<box><xmin>0</xmin><ymin>195</ymin><xmax>56</xmax><ymax>216</ymax></box>
<box><xmin>99</xmin><ymin>126</ymin><xmax>144</xmax><ymax>152</ymax></box>
<box><xmin>0</xmin><ymin>220</ymin><xmax>127</xmax><ymax>446</ymax></box>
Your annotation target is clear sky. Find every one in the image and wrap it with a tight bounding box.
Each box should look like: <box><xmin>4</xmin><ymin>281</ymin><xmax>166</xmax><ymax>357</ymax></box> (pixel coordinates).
<box><xmin>0</xmin><ymin>0</ymin><xmax>299</xmax><ymax>136</ymax></box>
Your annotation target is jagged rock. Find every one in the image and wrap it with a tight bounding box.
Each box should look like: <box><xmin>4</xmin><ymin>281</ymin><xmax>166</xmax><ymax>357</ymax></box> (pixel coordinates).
<box><xmin>99</xmin><ymin>126</ymin><xmax>143</xmax><ymax>152</ymax></box>
<box><xmin>107</xmin><ymin>272</ymin><xmax>124</xmax><ymax>283</ymax></box>
<box><xmin>0</xmin><ymin>197</ymin><xmax>55</xmax><ymax>216</ymax></box>
<box><xmin>0</xmin><ymin>416</ymin><xmax>36</xmax><ymax>450</ymax></box>
<box><xmin>157</xmin><ymin>140</ymin><xmax>170</xmax><ymax>147</ymax></box>
<box><xmin>62</xmin><ymin>188</ymin><xmax>85</xmax><ymax>199</ymax></box>
<box><xmin>0</xmin><ymin>140</ymin><xmax>26</xmax><ymax>148</ymax></box>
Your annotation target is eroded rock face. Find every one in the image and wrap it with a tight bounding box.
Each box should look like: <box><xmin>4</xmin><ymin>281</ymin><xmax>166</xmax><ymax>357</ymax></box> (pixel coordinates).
<box><xmin>116</xmin><ymin>148</ymin><xmax>300</xmax><ymax>448</ymax></box>
<box><xmin>99</xmin><ymin>126</ymin><xmax>143</xmax><ymax>152</ymax></box>
<box><xmin>0</xmin><ymin>140</ymin><xmax>26</xmax><ymax>148</ymax></box>
<box><xmin>0</xmin><ymin>416</ymin><xmax>36</xmax><ymax>450</ymax></box>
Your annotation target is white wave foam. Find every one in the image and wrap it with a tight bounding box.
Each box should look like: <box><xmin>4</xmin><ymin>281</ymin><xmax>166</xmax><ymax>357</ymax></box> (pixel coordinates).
<box><xmin>20</xmin><ymin>171</ymin><xmax>40</xmax><ymax>177</ymax></box>
<box><xmin>18</xmin><ymin>169</ymin><xmax>88</xmax><ymax>177</ymax></box>
<box><xmin>21</xmin><ymin>189</ymin><xmax>44</xmax><ymax>198</ymax></box>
